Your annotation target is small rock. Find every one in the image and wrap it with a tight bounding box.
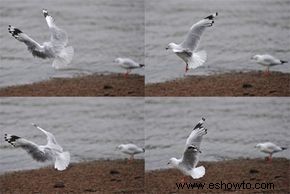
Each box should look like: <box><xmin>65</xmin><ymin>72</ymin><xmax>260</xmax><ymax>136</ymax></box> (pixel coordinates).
<box><xmin>54</xmin><ymin>181</ymin><xmax>65</xmax><ymax>188</ymax></box>
<box><xmin>249</xmin><ymin>169</ymin><xmax>259</xmax><ymax>174</ymax></box>
<box><xmin>110</xmin><ymin>170</ymin><xmax>120</xmax><ymax>175</ymax></box>
<box><xmin>242</xmin><ymin>83</ymin><xmax>253</xmax><ymax>88</ymax></box>
<box><xmin>103</xmin><ymin>85</ymin><xmax>113</xmax><ymax>89</ymax></box>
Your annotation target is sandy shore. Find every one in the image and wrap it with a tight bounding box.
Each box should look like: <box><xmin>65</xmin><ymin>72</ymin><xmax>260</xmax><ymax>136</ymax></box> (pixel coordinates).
<box><xmin>1</xmin><ymin>158</ymin><xmax>288</xmax><ymax>193</ymax></box>
<box><xmin>146</xmin><ymin>158</ymin><xmax>289</xmax><ymax>193</ymax></box>
<box><xmin>145</xmin><ymin>71</ymin><xmax>290</xmax><ymax>96</ymax></box>
<box><xmin>0</xmin><ymin>73</ymin><xmax>144</xmax><ymax>96</ymax></box>
<box><xmin>0</xmin><ymin>159</ymin><xmax>144</xmax><ymax>194</ymax></box>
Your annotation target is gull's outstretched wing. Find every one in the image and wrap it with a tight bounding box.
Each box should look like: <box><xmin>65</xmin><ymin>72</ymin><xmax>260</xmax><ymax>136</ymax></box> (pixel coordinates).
<box><xmin>43</xmin><ymin>9</ymin><xmax>68</xmax><ymax>49</ymax></box>
<box><xmin>186</xmin><ymin>118</ymin><xmax>207</xmax><ymax>149</ymax></box>
<box><xmin>181</xmin><ymin>145</ymin><xmax>199</xmax><ymax>170</ymax></box>
<box><xmin>4</xmin><ymin>134</ymin><xmax>50</xmax><ymax>162</ymax></box>
<box><xmin>31</xmin><ymin>123</ymin><xmax>63</xmax><ymax>151</ymax></box>
<box><xmin>8</xmin><ymin>25</ymin><xmax>47</xmax><ymax>58</ymax></box>
<box><xmin>180</xmin><ymin>13</ymin><xmax>218</xmax><ymax>51</ymax></box>
<box><xmin>193</xmin><ymin>117</ymin><xmax>205</xmax><ymax>130</ymax></box>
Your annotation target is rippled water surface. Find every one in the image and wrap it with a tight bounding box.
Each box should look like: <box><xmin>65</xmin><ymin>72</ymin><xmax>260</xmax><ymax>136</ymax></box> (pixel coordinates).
<box><xmin>0</xmin><ymin>98</ymin><xmax>144</xmax><ymax>173</ymax></box>
<box><xmin>145</xmin><ymin>0</ymin><xmax>290</xmax><ymax>83</ymax></box>
<box><xmin>0</xmin><ymin>0</ymin><xmax>144</xmax><ymax>87</ymax></box>
<box><xmin>145</xmin><ymin>98</ymin><xmax>290</xmax><ymax>170</ymax></box>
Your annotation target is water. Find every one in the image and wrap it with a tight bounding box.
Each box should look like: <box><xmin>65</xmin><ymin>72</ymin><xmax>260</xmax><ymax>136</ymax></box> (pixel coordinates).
<box><xmin>144</xmin><ymin>98</ymin><xmax>290</xmax><ymax>170</ymax></box>
<box><xmin>0</xmin><ymin>0</ymin><xmax>144</xmax><ymax>87</ymax></box>
<box><xmin>145</xmin><ymin>0</ymin><xmax>290</xmax><ymax>83</ymax></box>
<box><xmin>0</xmin><ymin>98</ymin><xmax>144</xmax><ymax>174</ymax></box>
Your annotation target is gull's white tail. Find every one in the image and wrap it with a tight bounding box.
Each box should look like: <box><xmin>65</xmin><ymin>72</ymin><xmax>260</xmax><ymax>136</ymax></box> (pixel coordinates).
<box><xmin>188</xmin><ymin>50</ymin><xmax>207</xmax><ymax>69</ymax></box>
<box><xmin>52</xmin><ymin>46</ymin><xmax>74</xmax><ymax>69</ymax></box>
<box><xmin>190</xmin><ymin>166</ymin><xmax>205</xmax><ymax>179</ymax></box>
<box><xmin>54</xmin><ymin>151</ymin><xmax>70</xmax><ymax>171</ymax></box>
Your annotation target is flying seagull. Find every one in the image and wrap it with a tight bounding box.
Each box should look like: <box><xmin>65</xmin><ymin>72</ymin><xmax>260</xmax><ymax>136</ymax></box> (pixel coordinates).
<box><xmin>116</xmin><ymin>143</ymin><xmax>145</xmax><ymax>160</ymax></box>
<box><xmin>168</xmin><ymin>145</ymin><xmax>205</xmax><ymax>182</ymax></box>
<box><xmin>114</xmin><ymin>58</ymin><xmax>144</xmax><ymax>77</ymax></box>
<box><xmin>255</xmin><ymin>142</ymin><xmax>287</xmax><ymax>162</ymax></box>
<box><xmin>8</xmin><ymin>9</ymin><xmax>74</xmax><ymax>69</ymax></box>
<box><xmin>168</xmin><ymin>118</ymin><xmax>207</xmax><ymax>181</ymax></box>
<box><xmin>251</xmin><ymin>54</ymin><xmax>288</xmax><ymax>75</ymax></box>
<box><xmin>166</xmin><ymin>13</ymin><xmax>218</xmax><ymax>74</ymax></box>
<box><xmin>4</xmin><ymin>123</ymin><xmax>70</xmax><ymax>171</ymax></box>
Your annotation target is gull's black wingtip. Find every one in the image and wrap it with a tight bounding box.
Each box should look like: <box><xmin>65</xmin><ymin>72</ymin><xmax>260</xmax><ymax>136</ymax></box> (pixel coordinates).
<box><xmin>202</xmin><ymin>117</ymin><xmax>205</xmax><ymax>121</ymax></box>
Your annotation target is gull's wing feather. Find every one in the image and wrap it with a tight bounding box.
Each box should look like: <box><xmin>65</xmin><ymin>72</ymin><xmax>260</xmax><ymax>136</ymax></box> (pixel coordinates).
<box><xmin>31</xmin><ymin>123</ymin><xmax>63</xmax><ymax>151</ymax></box>
<box><xmin>186</xmin><ymin>118</ymin><xmax>207</xmax><ymax>148</ymax></box>
<box><xmin>55</xmin><ymin>151</ymin><xmax>70</xmax><ymax>171</ymax></box>
<box><xmin>181</xmin><ymin>145</ymin><xmax>198</xmax><ymax>170</ymax></box>
<box><xmin>193</xmin><ymin>117</ymin><xmax>205</xmax><ymax>130</ymax></box>
<box><xmin>43</xmin><ymin>9</ymin><xmax>68</xmax><ymax>48</ymax></box>
<box><xmin>8</xmin><ymin>25</ymin><xmax>47</xmax><ymax>58</ymax></box>
<box><xmin>4</xmin><ymin>134</ymin><xmax>50</xmax><ymax>162</ymax></box>
<box><xmin>180</xmin><ymin>13</ymin><xmax>218</xmax><ymax>51</ymax></box>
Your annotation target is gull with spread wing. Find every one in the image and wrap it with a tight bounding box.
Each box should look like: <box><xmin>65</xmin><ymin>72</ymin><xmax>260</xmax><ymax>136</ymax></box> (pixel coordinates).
<box><xmin>166</xmin><ymin>13</ymin><xmax>218</xmax><ymax>74</ymax></box>
<box><xmin>168</xmin><ymin>118</ymin><xmax>207</xmax><ymax>181</ymax></box>
<box><xmin>4</xmin><ymin>123</ymin><xmax>70</xmax><ymax>171</ymax></box>
<box><xmin>8</xmin><ymin>9</ymin><xmax>74</xmax><ymax>69</ymax></box>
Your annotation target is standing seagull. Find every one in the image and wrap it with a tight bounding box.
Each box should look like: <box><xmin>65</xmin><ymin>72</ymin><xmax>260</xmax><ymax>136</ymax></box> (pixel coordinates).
<box><xmin>114</xmin><ymin>58</ymin><xmax>144</xmax><ymax>77</ymax></box>
<box><xmin>168</xmin><ymin>118</ymin><xmax>207</xmax><ymax>181</ymax></box>
<box><xmin>4</xmin><ymin>123</ymin><xmax>70</xmax><ymax>171</ymax></box>
<box><xmin>251</xmin><ymin>54</ymin><xmax>287</xmax><ymax>75</ymax></box>
<box><xmin>8</xmin><ymin>9</ymin><xmax>74</xmax><ymax>69</ymax></box>
<box><xmin>255</xmin><ymin>142</ymin><xmax>287</xmax><ymax>162</ymax></box>
<box><xmin>166</xmin><ymin>13</ymin><xmax>218</xmax><ymax>74</ymax></box>
<box><xmin>116</xmin><ymin>143</ymin><xmax>145</xmax><ymax>161</ymax></box>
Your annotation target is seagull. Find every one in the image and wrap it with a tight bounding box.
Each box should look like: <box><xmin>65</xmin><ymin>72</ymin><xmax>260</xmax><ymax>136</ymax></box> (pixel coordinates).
<box><xmin>255</xmin><ymin>142</ymin><xmax>287</xmax><ymax>162</ymax></box>
<box><xmin>4</xmin><ymin>123</ymin><xmax>70</xmax><ymax>171</ymax></box>
<box><xmin>116</xmin><ymin>143</ymin><xmax>145</xmax><ymax>161</ymax></box>
<box><xmin>114</xmin><ymin>58</ymin><xmax>144</xmax><ymax>77</ymax></box>
<box><xmin>8</xmin><ymin>9</ymin><xmax>74</xmax><ymax>69</ymax></box>
<box><xmin>166</xmin><ymin>13</ymin><xmax>218</xmax><ymax>74</ymax></box>
<box><xmin>251</xmin><ymin>54</ymin><xmax>288</xmax><ymax>75</ymax></box>
<box><xmin>168</xmin><ymin>118</ymin><xmax>207</xmax><ymax>181</ymax></box>
<box><xmin>168</xmin><ymin>145</ymin><xmax>205</xmax><ymax>182</ymax></box>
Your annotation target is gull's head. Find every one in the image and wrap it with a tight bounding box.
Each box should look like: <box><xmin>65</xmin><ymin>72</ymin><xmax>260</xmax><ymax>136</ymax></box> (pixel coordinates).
<box><xmin>166</xmin><ymin>43</ymin><xmax>177</xmax><ymax>50</ymax></box>
<box><xmin>254</xmin><ymin>144</ymin><xmax>262</xmax><ymax>149</ymax></box>
<box><xmin>116</xmin><ymin>144</ymin><xmax>123</xmax><ymax>150</ymax></box>
<box><xmin>251</xmin><ymin>55</ymin><xmax>259</xmax><ymax>61</ymax></box>
<box><xmin>114</xmin><ymin>58</ymin><xmax>122</xmax><ymax>64</ymax></box>
<box><xmin>167</xmin><ymin>158</ymin><xmax>178</xmax><ymax>166</ymax></box>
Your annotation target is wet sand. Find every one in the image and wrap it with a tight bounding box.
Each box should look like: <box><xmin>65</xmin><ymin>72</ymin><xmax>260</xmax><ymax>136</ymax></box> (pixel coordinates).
<box><xmin>1</xmin><ymin>159</ymin><xmax>288</xmax><ymax>193</ymax></box>
<box><xmin>0</xmin><ymin>73</ymin><xmax>144</xmax><ymax>96</ymax></box>
<box><xmin>146</xmin><ymin>158</ymin><xmax>289</xmax><ymax>194</ymax></box>
<box><xmin>145</xmin><ymin>71</ymin><xmax>290</xmax><ymax>96</ymax></box>
<box><xmin>0</xmin><ymin>159</ymin><xmax>144</xmax><ymax>194</ymax></box>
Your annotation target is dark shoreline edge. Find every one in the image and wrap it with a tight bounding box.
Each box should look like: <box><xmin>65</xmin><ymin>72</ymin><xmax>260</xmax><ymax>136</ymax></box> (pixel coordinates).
<box><xmin>0</xmin><ymin>73</ymin><xmax>144</xmax><ymax>96</ymax></box>
<box><xmin>145</xmin><ymin>71</ymin><xmax>290</xmax><ymax>96</ymax></box>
